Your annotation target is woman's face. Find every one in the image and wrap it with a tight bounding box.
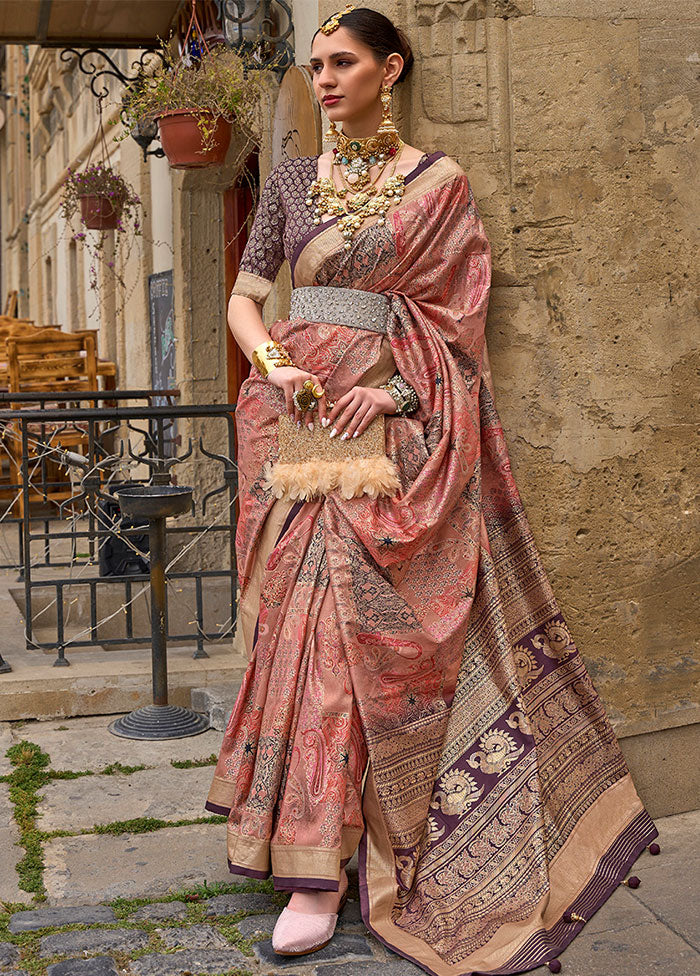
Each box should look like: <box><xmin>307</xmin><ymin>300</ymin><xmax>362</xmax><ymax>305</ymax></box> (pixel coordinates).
<box><xmin>310</xmin><ymin>26</ymin><xmax>402</xmax><ymax>124</ymax></box>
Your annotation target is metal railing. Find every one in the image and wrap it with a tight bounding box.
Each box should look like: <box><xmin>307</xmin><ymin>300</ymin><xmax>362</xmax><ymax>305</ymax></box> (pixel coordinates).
<box><xmin>0</xmin><ymin>391</ymin><xmax>180</xmax><ymax>572</ymax></box>
<box><xmin>0</xmin><ymin>392</ymin><xmax>239</xmax><ymax>670</ymax></box>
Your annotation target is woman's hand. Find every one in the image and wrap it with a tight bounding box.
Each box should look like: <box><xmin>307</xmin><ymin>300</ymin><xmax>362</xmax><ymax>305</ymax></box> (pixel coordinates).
<box><xmin>324</xmin><ymin>386</ymin><xmax>397</xmax><ymax>440</ymax></box>
<box><xmin>266</xmin><ymin>366</ymin><xmax>329</xmax><ymax>430</ymax></box>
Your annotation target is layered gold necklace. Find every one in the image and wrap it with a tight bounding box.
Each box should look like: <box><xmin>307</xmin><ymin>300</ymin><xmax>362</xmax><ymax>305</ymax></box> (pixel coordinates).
<box><xmin>305</xmin><ymin>129</ymin><xmax>407</xmax><ymax>250</ymax></box>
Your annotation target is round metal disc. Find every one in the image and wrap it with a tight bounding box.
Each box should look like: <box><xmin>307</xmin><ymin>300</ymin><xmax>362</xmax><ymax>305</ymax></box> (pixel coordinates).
<box><xmin>108</xmin><ymin>704</ymin><xmax>210</xmax><ymax>740</ymax></box>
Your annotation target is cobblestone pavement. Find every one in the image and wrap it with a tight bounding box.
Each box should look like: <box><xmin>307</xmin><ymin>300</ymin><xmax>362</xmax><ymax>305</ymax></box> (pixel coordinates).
<box><xmin>1</xmin><ymin>715</ymin><xmax>698</xmax><ymax>976</ymax></box>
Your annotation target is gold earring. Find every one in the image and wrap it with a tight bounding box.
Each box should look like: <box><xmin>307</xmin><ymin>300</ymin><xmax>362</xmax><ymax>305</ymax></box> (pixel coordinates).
<box><xmin>376</xmin><ymin>84</ymin><xmax>399</xmax><ymax>136</ymax></box>
<box><xmin>324</xmin><ymin>117</ymin><xmax>340</xmax><ymax>142</ymax></box>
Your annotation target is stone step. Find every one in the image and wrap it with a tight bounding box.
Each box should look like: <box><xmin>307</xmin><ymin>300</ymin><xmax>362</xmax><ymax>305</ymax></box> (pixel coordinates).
<box><xmin>191</xmin><ymin>681</ymin><xmax>242</xmax><ymax>731</ymax></box>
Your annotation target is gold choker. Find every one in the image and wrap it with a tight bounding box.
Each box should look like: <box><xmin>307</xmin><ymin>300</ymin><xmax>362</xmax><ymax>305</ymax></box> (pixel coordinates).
<box><xmin>333</xmin><ymin>128</ymin><xmax>402</xmax><ymax>165</ymax></box>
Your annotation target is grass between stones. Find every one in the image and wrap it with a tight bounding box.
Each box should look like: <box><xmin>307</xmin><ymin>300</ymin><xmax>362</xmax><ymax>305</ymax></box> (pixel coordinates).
<box><xmin>101</xmin><ymin>761</ymin><xmax>149</xmax><ymax>775</ymax></box>
<box><xmin>36</xmin><ymin>813</ymin><xmax>227</xmax><ymax>841</ymax></box>
<box><xmin>1</xmin><ymin>740</ymin><xmax>227</xmax><ymax>897</ymax></box>
<box><xmin>1</xmin><ymin>739</ymin><xmax>281</xmax><ymax>974</ymax></box>
<box><xmin>2</xmin><ymin>741</ymin><xmax>52</xmax><ymax>899</ymax></box>
<box><xmin>170</xmin><ymin>754</ymin><xmax>218</xmax><ymax>768</ymax></box>
<box><xmin>24</xmin><ymin>764</ymin><xmax>150</xmax><ymax>784</ymax></box>
<box><xmin>0</xmin><ymin>879</ymin><xmax>285</xmax><ymax>976</ymax></box>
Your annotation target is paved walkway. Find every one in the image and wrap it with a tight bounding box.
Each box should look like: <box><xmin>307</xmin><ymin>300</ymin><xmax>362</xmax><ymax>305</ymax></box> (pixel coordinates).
<box><xmin>1</xmin><ymin>715</ymin><xmax>698</xmax><ymax>976</ymax></box>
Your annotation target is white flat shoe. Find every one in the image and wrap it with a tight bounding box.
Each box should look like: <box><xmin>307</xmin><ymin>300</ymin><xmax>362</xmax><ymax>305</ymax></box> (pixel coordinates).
<box><xmin>271</xmin><ymin>886</ymin><xmax>349</xmax><ymax>956</ymax></box>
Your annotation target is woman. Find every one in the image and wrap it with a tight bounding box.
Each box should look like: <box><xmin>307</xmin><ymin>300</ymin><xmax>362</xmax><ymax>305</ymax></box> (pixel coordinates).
<box><xmin>206</xmin><ymin>6</ymin><xmax>660</xmax><ymax>973</ymax></box>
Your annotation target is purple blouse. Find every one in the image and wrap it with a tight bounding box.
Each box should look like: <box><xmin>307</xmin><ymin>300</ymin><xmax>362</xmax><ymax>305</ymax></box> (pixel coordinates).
<box><xmin>230</xmin><ymin>152</ymin><xmax>437</xmax><ymax>304</ymax></box>
<box><xmin>232</xmin><ymin>156</ymin><xmax>317</xmax><ymax>300</ymax></box>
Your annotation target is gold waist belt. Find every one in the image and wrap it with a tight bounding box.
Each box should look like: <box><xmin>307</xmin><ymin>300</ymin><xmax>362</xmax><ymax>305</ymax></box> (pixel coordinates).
<box><xmin>289</xmin><ymin>286</ymin><xmax>390</xmax><ymax>334</ymax></box>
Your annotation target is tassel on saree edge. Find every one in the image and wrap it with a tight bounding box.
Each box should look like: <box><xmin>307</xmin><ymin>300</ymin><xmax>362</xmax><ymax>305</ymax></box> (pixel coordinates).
<box><xmin>549</xmin><ymin>840</ymin><xmax>663</xmax><ymax>972</ymax></box>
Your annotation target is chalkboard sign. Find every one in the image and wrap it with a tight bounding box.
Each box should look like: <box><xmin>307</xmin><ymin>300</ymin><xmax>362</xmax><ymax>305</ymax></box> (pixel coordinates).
<box><xmin>149</xmin><ymin>270</ymin><xmax>175</xmax><ymax>398</ymax></box>
<box><xmin>148</xmin><ymin>270</ymin><xmax>176</xmax><ymax>455</ymax></box>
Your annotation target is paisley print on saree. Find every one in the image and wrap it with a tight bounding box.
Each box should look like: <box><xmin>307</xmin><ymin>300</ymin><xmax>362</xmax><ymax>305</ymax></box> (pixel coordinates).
<box><xmin>207</xmin><ymin>152</ymin><xmax>658</xmax><ymax>974</ymax></box>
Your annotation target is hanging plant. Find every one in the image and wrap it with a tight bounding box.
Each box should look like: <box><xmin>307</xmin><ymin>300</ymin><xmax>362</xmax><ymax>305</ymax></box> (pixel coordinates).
<box><xmin>60</xmin><ymin>162</ymin><xmax>141</xmax><ymax>230</ymax></box>
<box><xmin>59</xmin><ymin>162</ymin><xmax>142</xmax><ymax>292</ymax></box>
<box><xmin>117</xmin><ymin>4</ymin><xmax>272</xmax><ymax>168</ymax></box>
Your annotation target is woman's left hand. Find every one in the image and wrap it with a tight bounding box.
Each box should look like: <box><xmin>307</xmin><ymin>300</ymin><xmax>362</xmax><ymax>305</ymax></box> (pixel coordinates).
<box><xmin>323</xmin><ymin>386</ymin><xmax>397</xmax><ymax>440</ymax></box>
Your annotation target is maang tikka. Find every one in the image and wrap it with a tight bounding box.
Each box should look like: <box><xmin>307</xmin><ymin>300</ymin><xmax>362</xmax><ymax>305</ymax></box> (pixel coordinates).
<box><xmin>319</xmin><ymin>3</ymin><xmax>355</xmax><ymax>35</ymax></box>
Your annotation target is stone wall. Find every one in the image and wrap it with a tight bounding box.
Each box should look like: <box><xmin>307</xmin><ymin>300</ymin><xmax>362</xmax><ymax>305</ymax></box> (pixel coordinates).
<box><xmin>311</xmin><ymin>0</ymin><xmax>699</xmax><ymax>751</ymax></box>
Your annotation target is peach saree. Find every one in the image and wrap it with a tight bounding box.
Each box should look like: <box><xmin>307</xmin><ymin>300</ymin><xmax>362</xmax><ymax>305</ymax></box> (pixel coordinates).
<box><xmin>206</xmin><ymin>152</ymin><xmax>659</xmax><ymax>975</ymax></box>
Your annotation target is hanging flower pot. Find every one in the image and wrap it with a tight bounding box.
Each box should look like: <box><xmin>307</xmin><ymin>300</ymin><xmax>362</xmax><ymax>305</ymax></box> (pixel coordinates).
<box><xmin>118</xmin><ymin>36</ymin><xmax>270</xmax><ymax>172</ymax></box>
<box><xmin>61</xmin><ymin>163</ymin><xmax>140</xmax><ymax>237</ymax></box>
<box><xmin>78</xmin><ymin>193</ymin><xmax>119</xmax><ymax>230</ymax></box>
<box><xmin>60</xmin><ymin>161</ymin><xmax>142</xmax><ymax>299</ymax></box>
<box><xmin>157</xmin><ymin>110</ymin><xmax>232</xmax><ymax>169</ymax></box>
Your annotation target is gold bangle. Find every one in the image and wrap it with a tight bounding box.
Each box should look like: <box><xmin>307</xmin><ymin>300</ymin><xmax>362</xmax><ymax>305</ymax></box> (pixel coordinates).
<box><xmin>251</xmin><ymin>340</ymin><xmax>295</xmax><ymax>378</ymax></box>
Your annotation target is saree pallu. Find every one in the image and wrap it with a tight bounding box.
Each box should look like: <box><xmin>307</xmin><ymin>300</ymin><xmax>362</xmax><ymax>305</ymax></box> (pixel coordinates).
<box><xmin>207</xmin><ymin>154</ymin><xmax>659</xmax><ymax>975</ymax></box>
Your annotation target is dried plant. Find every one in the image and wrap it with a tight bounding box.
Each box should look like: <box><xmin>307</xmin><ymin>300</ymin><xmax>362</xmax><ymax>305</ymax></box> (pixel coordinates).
<box><xmin>60</xmin><ymin>162</ymin><xmax>141</xmax><ymax>228</ymax></box>
<box><xmin>117</xmin><ymin>43</ymin><xmax>275</xmax><ymax>153</ymax></box>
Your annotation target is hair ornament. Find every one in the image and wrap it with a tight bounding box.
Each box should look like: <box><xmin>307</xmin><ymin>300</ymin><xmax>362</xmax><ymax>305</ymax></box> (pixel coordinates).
<box><xmin>320</xmin><ymin>3</ymin><xmax>355</xmax><ymax>34</ymax></box>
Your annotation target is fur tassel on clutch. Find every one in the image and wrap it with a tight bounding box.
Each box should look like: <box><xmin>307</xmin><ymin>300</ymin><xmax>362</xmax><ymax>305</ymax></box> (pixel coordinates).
<box><xmin>261</xmin><ymin>413</ymin><xmax>401</xmax><ymax>501</ymax></box>
<box><xmin>263</xmin><ymin>455</ymin><xmax>401</xmax><ymax>501</ymax></box>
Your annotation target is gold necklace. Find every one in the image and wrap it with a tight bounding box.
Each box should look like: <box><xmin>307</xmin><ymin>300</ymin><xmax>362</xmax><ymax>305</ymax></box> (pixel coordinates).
<box><xmin>306</xmin><ymin>145</ymin><xmax>406</xmax><ymax>249</ymax></box>
<box><xmin>332</xmin><ymin>130</ymin><xmax>403</xmax><ymax>191</ymax></box>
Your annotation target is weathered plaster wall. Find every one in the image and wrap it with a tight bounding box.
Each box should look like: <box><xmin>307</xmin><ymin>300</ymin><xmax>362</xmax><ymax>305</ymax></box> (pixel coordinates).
<box><xmin>313</xmin><ymin>0</ymin><xmax>699</xmax><ymax>744</ymax></box>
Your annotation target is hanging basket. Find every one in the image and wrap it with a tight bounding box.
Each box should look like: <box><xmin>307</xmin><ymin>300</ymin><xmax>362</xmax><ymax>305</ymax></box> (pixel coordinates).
<box><xmin>157</xmin><ymin>110</ymin><xmax>232</xmax><ymax>168</ymax></box>
<box><xmin>78</xmin><ymin>193</ymin><xmax>120</xmax><ymax>230</ymax></box>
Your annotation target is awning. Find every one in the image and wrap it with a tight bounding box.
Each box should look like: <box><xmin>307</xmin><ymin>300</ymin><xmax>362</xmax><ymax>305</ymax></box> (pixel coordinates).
<box><xmin>0</xmin><ymin>0</ymin><xmax>185</xmax><ymax>47</ymax></box>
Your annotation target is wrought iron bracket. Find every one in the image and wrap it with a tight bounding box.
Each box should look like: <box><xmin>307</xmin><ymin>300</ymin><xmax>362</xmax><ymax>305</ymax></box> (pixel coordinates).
<box><xmin>59</xmin><ymin>46</ymin><xmax>170</xmax><ymax>159</ymax></box>
<box><xmin>59</xmin><ymin>47</ymin><xmax>169</xmax><ymax>106</ymax></box>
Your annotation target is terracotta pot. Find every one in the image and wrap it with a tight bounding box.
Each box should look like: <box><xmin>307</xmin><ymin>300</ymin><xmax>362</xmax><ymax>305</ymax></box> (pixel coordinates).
<box><xmin>157</xmin><ymin>110</ymin><xmax>232</xmax><ymax>168</ymax></box>
<box><xmin>79</xmin><ymin>194</ymin><xmax>119</xmax><ymax>230</ymax></box>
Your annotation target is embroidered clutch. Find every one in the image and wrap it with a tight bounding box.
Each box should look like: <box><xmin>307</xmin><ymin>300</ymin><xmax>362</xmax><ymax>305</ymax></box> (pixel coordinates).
<box><xmin>262</xmin><ymin>413</ymin><xmax>401</xmax><ymax>501</ymax></box>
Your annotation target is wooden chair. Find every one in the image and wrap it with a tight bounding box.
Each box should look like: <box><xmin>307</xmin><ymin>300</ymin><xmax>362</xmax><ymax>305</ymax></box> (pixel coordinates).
<box><xmin>7</xmin><ymin>329</ymin><xmax>97</xmax><ymax>396</ymax></box>
<box><xmin>0</xmin><ymin>321</ymin><xmax>51</xmax><ymax>503</ymax></box>
<box><xmin>3</xmin><ymin>291</ymin><xmax>19</xmax><ymax>317</ymax></box>
<box><xmin>4</xmin><ymin>330</ymin><xmax>98</xmax><ymax>515</ymax></box>
<box><xmin>0</xmin><ymin>320</ymin><xmax>49</xmax><ymax>388</ymax></box>
<box><xmin>38</xmin><ymin>325</ymin><xmax>117</xmax><ymax>392</ymax></box>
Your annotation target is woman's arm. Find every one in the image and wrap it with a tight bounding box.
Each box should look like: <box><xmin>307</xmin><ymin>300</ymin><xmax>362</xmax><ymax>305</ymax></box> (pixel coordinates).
<box><xmin>227</xmin><ymin>293</ymin><xmax>275</xmax><ymax>363</ymax></box>
<box><xmin>228</xmin><ymin>293</ymin><xmax>332</xmax><ymax>430</ymax></box>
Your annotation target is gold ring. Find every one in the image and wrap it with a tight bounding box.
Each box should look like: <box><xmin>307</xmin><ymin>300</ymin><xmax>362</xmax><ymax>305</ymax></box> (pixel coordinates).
<box><xmin>293</xmin><ymin>387</ymin><xmax>316</xmax><ymax>412</ymax></box>
<box><xmin>311</xmin><ymin>383</ymin><xmax>324</xmax><ymax>398</ymax></box>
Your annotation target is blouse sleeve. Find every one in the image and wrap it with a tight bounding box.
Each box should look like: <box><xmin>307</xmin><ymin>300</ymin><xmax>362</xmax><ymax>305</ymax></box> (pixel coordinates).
<box><xmin>230</xmin><ymin>165</ymin><xmax>286</xmax><ymax>305</ymax></box>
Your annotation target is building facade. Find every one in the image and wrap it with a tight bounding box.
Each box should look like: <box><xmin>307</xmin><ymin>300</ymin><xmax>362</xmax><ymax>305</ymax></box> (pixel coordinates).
<box><xmin>0</xmin><ymin>0</ymin><xmax>697</xmax><ymax>815</ymax></box>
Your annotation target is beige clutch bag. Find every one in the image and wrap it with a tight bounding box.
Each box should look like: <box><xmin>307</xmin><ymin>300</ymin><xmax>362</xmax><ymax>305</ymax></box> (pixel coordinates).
<box><xmin>262</xmin><ymin>413</ymin><xmax>401</xmax><ymax>501</ymax></box>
